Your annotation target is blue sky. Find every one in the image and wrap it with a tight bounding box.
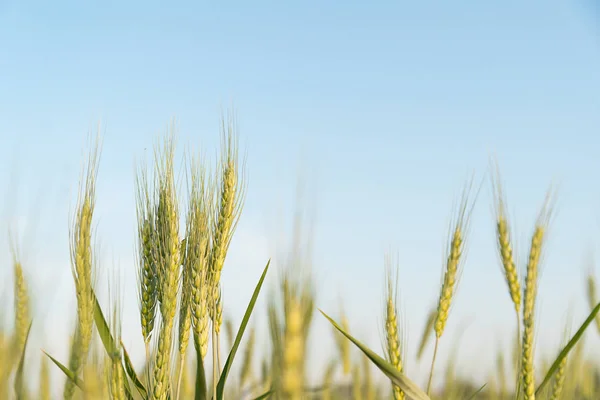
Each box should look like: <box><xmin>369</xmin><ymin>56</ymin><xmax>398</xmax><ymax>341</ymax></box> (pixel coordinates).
<box><xmin>1</xmin><ymin>0</ymin><xmax>599</xmax><ymax>393</ymax></box>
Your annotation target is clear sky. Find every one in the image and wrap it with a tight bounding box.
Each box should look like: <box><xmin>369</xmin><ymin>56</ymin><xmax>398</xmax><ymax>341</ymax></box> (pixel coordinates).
<box><xmin>1</xmin><ymin>0</ymin><xmax>599</xmax><ymax>394</ymax></box>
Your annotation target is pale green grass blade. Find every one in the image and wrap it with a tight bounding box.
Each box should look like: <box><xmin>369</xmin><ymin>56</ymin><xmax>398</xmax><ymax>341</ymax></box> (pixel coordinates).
<box><xmin>14</xmin><ymin>321</ymin><xmax>32</xmax><ymax>400</ymax></box>
<box><xmin>43</xmin><ymin>351</ymin><xmax>85</xmax><ymax>390</ymax></box>
<box><xmin>215</xmin><ymin>260</ymin><xmax>270</xmax><ymax>400</ymax></box>
<box><xmin>535</xmin><ymin>301</ymin><xmax>600</xmax><ymax>395</ymax></box>
<box><xmin>320</xmin><ymin>310</ymin><xmax>431</xmax><ymax>400</ymax></box>
<box><xmin>121</xmin><ymin>338</ymin><xmax>148</xmax><ymax>398</ymax></box>
<box><xmin>465</xmin><ymin>383</ymin><xmax>487</xmax><ymax>399</ymax></box>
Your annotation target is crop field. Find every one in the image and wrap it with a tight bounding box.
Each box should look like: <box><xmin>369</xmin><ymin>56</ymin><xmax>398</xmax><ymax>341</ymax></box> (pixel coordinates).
<box><xmin>0</xmin><ymin>118</ymin><xmax>599</xmax><ymax>400</ymax></box>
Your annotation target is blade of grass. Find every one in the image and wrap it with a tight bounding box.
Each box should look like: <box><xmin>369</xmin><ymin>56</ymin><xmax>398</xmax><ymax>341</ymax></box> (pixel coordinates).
<box><xmin>92</xmin><ymin>290</ymin><xmax>135</xmax><ymax>398</ymax></box>
<box><xmin>465</xmin><ymin>383</ymin><xmax>487</xmax><ymax>399</ymax></box>
<box><xmin>215</xmin><ymin>260</ymin><xmax>270</xmax><ymax>400</ymax></box>
<box><xmin>14</xmin><ymin>321</ymin><xmax>32</xmax><ymax>400</ymax></box>
<box><xmin>92</xmin><ymin>289</ymin><xmax>118</xmax><ymax>356</ymax></box>
<box><xmin>252</xmin><ymin>390</ymin><xmax>274</xmax><ymax>400</ymax></box>
<box><xmin>320</xmin><ymin>310</ymin><xmax>431</xmax><ymax>400</ymax></box>
<box><xmin>121</xmin><ymin>339</ymin><xmax>148</xmax><ymax>398</ymax></box>
<box><xmin>535</xmin><ymin>301</ymin><xmax>600</xmax><ymax>395</ymax></box>
<box><xmin>43</xmin><ymin>351</ymin><xmax>85</xmax><ymax>390</ymax></box>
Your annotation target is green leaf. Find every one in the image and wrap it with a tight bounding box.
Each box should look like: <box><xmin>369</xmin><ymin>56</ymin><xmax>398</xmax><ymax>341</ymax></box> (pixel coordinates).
<box><xmin>465</xmin><ymin>383</ymin><xmax>486</xmax><ymax>399</ymax></box>
<box><xmin>91</xmin><ymin>290</ymin><xmax>135</xmax><ymax>398</ymax></box>
<box><xmin>252</xmin><ymin>390</ymin><xmax>274</xmax><ymax>400</ymax></box>
<box><xmin>92</xmin><ymin>289</ymin><xmax>119</xmax><ymax>357</ymax></box>
<box><xmin>194</xmin><ymin>351</ymin><xmax>207</xmax><ymax>400</ymax></box>
<box><xmin>535</xmin><ymin>301</ymin><xmax>600</xmax><ymax>395</ymax></box>
<box><xmin>215</xmin><ymin>260</ymin><xmax>270</xmax><ymax>400</ymax></box>
<box><xmin>121</xmin><ymin>339</ymin><xmax>148</xmax><ymax>398</ymax></box>
<box><xmin>14</xmin><ymin>321</ymin><xmax>33</xmax><ymax>400</ymax></box>
<box><xmin>320</xmin><ymin>310</ymin><xmax>431</xmax><ymax>400</ymax></box>
<box><xmin>43</xmin><ymin>351</ymin><xmax>85</xmax><ymax>390</ymax></box>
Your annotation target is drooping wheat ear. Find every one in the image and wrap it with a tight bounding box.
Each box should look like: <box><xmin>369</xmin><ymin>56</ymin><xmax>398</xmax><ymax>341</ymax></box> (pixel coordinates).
<box><xmin>521</xmin><ymin>193</ymin><xmax>553</xmax><ymax>400</ymax></box>
<box><xmin>135</xmin><ymin>158</ymin><xmax>159</xmax><ymax>361</ymax></box>
<box><xmin>282</xmin><ymin>295</ymin><xmax>304</xmax><ymax>400</ymax></box>
<box><xmin>208</xmin><ymin>114</ymin><xmax>245</xmax><ymax>325</ymax></box>
<box><xmin>65</xmin><ymin>135</ymin><xmax>100</xmax><ymax>400</ymax></box>
<box><xmin>39</xmin><ymin>351</ymin><xmax>51</xmax><ymax>400</ymax></box>
<box><xmin>240</xmin><ymin>325</ymin><xmax>256</xmax><ymax>387</ymax></box>
<box><xmin>12</xmin><ymin>258</ymin><xmax>30</xmax><ymax>360</ymax></box>
<box><xmin>428</xmin><ymin>180</ymin><xmax>476</xmax><ymax>395</ymax></box>
<box><xmin>383</xmin><ymin>254</ymin><xmax>405</xmax><ymax>400</ymax></box>
<box><xmin>586</xmin><ymin>271</ymin><xmax>600</xmax><ymax>333</ymax></box>
<box><xmin>151</xmin><ymin>129</ymin><xmax>181</xmax><ymax>400</ymax></box>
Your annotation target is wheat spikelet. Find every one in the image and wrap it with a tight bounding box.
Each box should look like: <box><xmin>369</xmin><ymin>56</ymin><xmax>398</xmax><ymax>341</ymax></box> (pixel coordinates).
<box><xmin>64</xmin><ymin>135</ymin><xmax>100</xmax><ymax>400</ymax></box>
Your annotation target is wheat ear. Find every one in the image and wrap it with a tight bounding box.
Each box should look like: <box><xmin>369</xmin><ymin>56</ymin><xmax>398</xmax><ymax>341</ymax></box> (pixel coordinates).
<box><xmin>151</xmin><ymin>130</ymin><xmax>181</xmax><ymax>400</ymax></box>
<box><xmin>521</xmin><ymin>193</ymin><xmax>553</xmax><ymax>400</ymax></box>
<box><xmin>427</xmin><ymin>180</ymin><xmax>475</xmax><ymax>395</ymax></box>
<box><xmin>64</xmin><ymin>135</ymin><xmax>100</xmax><ymax>399</ymax></box>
